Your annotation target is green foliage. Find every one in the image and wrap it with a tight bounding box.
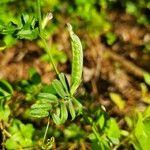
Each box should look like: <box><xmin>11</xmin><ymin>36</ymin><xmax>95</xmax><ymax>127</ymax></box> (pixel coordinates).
<box><xmin>0</xmin><ymin>0</ymin><xmax>150</xmax><ymax>149</ymax></box>
<box><xmin>109</xmin><ymin>92</ymin><xmax>126</xmax><ymax>109</ymax></box>
<box><xmin>30</xmin><ymin>24</ymin><xmax>83</xmax><ymax>125</ymax></box>
<box><xmin>0</xmin><ymin>80</ymin><xmax>13</xmax><ymax>121</ymax></box>
<box><xmin>64</xmin><ymin>123</ymin><xmax>85</xmax><ymax>139</ymax></box>
<box><xmin>88</xmin><ymin>108</ymin><xmax>121</xmax><ymax>149</ymax></box>
<box><xmin>15</xmin><ymin>69</ymin><xmax>42</xmax><ymax>101</ymax></box>
<box><xmin>40</xmin><ymin>45</ymin><xmax>67</xmax><ymax>65</ymax></box>
<box><xmin>5</xmin><ymin>119</ymin><xmax>35</xmax><ymax>149</ymax></box>
<box><xmin>30</xmin><ymin>72</ymin><xmax>83</xmax><ymax>125</ymax></box>
<box><xmin>0</xmin><ymin>13</ymin><xmax>39</xmax><ymax>41</ymax></box>
<box><xmin>125</xmin><ymin>0</ymin><xmax>150</xmax><ymax>25</ymax></box>
<box><xmin>127</xmin><ymin>106</ymin><xmax>150</xmax><ymax>150</ymax></box>
<box><xmin>105</xmin><ymin>32</ymin><xmax>117</xmax><ymax>45</ymax></box>
<box><xmin>144</xmin><ymin>72</ymin><xmax>150</xmax><ymax>86</ymax></box>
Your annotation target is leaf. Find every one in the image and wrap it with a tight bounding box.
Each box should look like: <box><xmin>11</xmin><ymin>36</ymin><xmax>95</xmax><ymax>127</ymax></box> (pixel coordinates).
<box><xmin>143</xmin><ymin>106</ymin><xmax>150</xmax><ymax>119</ymax></box>
<box><xmin>41</xmin><ymin>84</ymin><xmax>56</xmax><ymax>95</ymax></box>
<box><xmin>5</xmin><ymin>137</ymin><xmax>19</xmax><ymax>150</ymax></box>
<box><xmin>52</xmin><ymin>113</ymin><xmax>62</xmax><ymax>125</ymax></box>
<box><xmin>91</xmin><ymin>139</ymin><xmax>110</xmax><ymax>150</ymax></box>
<box><xmin>64</xmin><ymin>123</ymin><xmax>85</xmax><ymax>139</ymax></box>
<box><xmin>106</xmin><ymin>32</ymin><xmax>117</xmax><ymax>45</ymax></box>
<box><xmin>0</xmin><ymin>80</ymin><xmax>13</xmax><ymax>94</ymax></box>
<box><xmin>105</xmin><ymin>118</ymin><xmax>121</xmax><ymax>145</ymax></box>
<box><xmin>67</xmin><ymin>23</ymin><xmax>83</xmax><ymax>95</ymax></box>
<box><xmin>68</xmin><ymin>101</ymin><xmax>76</xmax><ymax>120</ymax></box>
<box><xmin>4</xmin><ymin>35</ymin><xmax>17</xmax><ymax>47</ymax></box>
<box><xmin>29</xmin><ymin>67</ymin><xmax>41</xmax><ymax>84</ymax></box>
<box><xmin>0</xmin><ymin>105</ymin><xmax>10</xmax><ymax>121</ymax></box>
<box><xmin>109</xmin><ymin>92</ymin><xmax>125</xmax><ymax>110</ymax></box>
<box><xmin>58</xmin><ymin>73</ymin><xmax>69</xmax><ymax>94</ymax></box>
<box><xmin>0</xmin><ymin>40</ymin><xmax>6</xmax><ymax>51</ymax></box>
<box><xmin>60</xmin><ymin>102</ymin><xmax>68</xmax><ymax>123</ymax></box>
<box><xmin>37</xmin><ymin>93</ymin><xmax>58</xmax><ymax>102</ymax></box>
<box><xmin>16</xmin><ymin>28</ymin><xmax>39</xmax><ymax>40</ymax></box>
<box><xmin>133</xmin><ymin>113</ymin><xmax>150</xmax><ymax>150</ymax></box>
<box><xmin>6</xmin><ymin>119</ymin><xmax>34</xmax><ymax>149</ymax></box>
<box><xmin>72</xmin><ymin>98</ymin><xmax>83</xmax><ymax>114</ymax></box>
<box><xmin>97</xmin><ymin>113</ymin><xmax>105</xmax><ymax>129</ymax></box>
<box><xmin>30</xmin><ymin>108</ymin><xmax>49</xmax><ymax>118</ymax></box>
<box><xmin>0</xmin><ymin>21</ymin><xmax>18</xmax><ymax>35</ymax></box>
<box><xmin>0</xmin><ymin>87</ymin><xmax>10</xmax><ymax>99</ymax></box>
<box><xmin>31</xmin><ymin>103</ymin><xmax>51</xmax><ymax>111</ymax></box>
<box><xmin>141</xmin><ymin>83</ymin><xmax>150</xmax><ymax>104</ymax></box>
<box><xmin>144</xmin><ymin>72</ymin><xmax>150</xmax><ymax>86</ymax></box>
<box><xmin>21</xmin><ymin>13</ymin><xmax>30</xmax><ymax>25</ymax></box>
<box><xmin>51</xmin><ymin>79</ymin><xmax>66</xmax><ymax>98</ymax></box>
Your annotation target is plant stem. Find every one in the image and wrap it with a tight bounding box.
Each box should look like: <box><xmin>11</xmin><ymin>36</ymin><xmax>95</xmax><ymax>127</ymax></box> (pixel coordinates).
<box><xmin>37</xmin><ymin>0</ymin><xmax>59</xmax><ymax>75</ymax></box>
<box><xmin>37</xmin><ymin>0</ymin><xmax>42</xmax><ymax>35</ymax></box>
<box><xmin>41</xmin><ymin>37</ymin><xmax>59</xmax><ymax>74</ymax></box>
<box><xmin>43</xmin><ymin>118</ymin><xmax>50</xmax><ymax>144</ymax></box>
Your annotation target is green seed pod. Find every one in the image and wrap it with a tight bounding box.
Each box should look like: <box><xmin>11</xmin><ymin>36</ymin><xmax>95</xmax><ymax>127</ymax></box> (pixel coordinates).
<box><xmin>67</xmin><ymin>23</ymin><xmax>83</xmax><ymax>96</ymax></box>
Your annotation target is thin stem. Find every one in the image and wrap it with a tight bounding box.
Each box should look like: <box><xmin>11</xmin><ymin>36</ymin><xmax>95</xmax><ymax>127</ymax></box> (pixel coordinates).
<box><xmin>37</xmin><ymin>0</ymin><xmax>42</xmax><ymax>35</ymax></box>
<box><xmin>41</xmin><ymin>36</ymin><xmax>59</xmax><ymax>74</ymax></box>
<box><xmin>92</xmin><ymin>124</ymin><xmax>102</xmax><ymax>142</ymax></box>
<box><xmin>43</xmin><ymin>118</ymin><xmax>50</xmax><ymax>144</ymax></box>
<box><xmin>37</xmin><ymin>0</ymin><xmax>59</xmax><ymax>75</ymax></box>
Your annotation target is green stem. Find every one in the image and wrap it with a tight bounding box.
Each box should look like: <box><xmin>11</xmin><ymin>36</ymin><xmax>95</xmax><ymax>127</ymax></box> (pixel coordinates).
<box><xmin>37</xmin><ymin>0</ymin><xmax>42</xmax><ymax>35</ymax></box>
<box><xmin>41</xmin><ymin>37</ymin><xmax>59</xmax><ymax>74</ymax></box>
<box><xmin>37</xmin><ymin>0</ymin><xmax>59</xmax><ymax>75</ymax></box>
<box><xmin>43</xmin><ymin>118</ymin><xmax>50</xmax><ymax>144</ymax></box>
<box><xmin>92</xmin><ymin>125</ymin><xmax>102</xmax><ymax>142</ymax></box>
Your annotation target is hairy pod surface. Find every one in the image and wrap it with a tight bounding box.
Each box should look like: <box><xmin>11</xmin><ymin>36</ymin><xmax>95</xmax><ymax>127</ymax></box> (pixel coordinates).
<box><xmin>67</xmin><ymin>23</ymin><xmax>83</xmax><ymax>96</ymax></box>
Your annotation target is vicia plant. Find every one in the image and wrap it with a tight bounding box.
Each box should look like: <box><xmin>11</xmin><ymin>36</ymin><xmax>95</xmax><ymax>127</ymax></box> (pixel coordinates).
<box><xmin>30</xmin><ymin>23</ymin><xmax>83</xmax><ymax>125</ymax></box>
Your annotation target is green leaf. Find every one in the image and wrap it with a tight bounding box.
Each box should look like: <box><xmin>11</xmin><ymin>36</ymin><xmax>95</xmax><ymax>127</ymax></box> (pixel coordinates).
<box><xmin>52</xmin><ymin>113</ymin><xmax>62</xmax><ymax>125</ymax></box>
<box><xmin>97</xmin><ymin>113</ymin><xmax>105</xmax><ymax>129</ymax></box>
<box><xmin>0</xmin><ymin>40</ymin><xmax>6</xmax><ymax>51</ymax></box>
<box><xmin>67</xmin><ymin>23</ymin><xmax>83</xmax><ymax>95</ymax></box>
<box><xmin>106</xmin><ymin>32</ymin><xmax>117</xmax><ymax>45</ymax></box>
<box><xmin>0</xmin><ymin>80</ymin><xmax>13</xmax><ymax>94</ymax></box>
<box><xmin>58</xmin><ymin>73</ymin><xmax>69</xmax><ymax>94</ymax></box>
<box><xmin>21</xmin><ymin>13</ymin><xmax>30</xmax><ymax>25</ymax></box>
<box><xmin>4</xmin><ymin>35</ymin><xmax>17</xmax><ymax>47</ymax></box>
<box><xmin>6</xmin><ymin>119</ymin><xmax>34</xmax><ymax>149</ymax></box>
<box><xmin>60</xmin><ymin>102</ymin><xmax>68</xmax><ymax>123</ymax></box>
<box><xmin>109</xmin><ymin>92</ymin><xmax>125</xmax><ymax>110</ymax></box>
<box><xmin>51</xmin><ymin>79</ymin><xmax>66</xmax><ymax>98</ymax></box>
<box><xmin>37</xmin><ymin>93</ymin><xmax>58</xmax><ymax>102</ymax></box>
<box><xmin>72</xmin><ymin>98</ymin><xmax>83</xmax><ymax>114</ymax></box>
<box><xmin>41</xmin><ymin>84</ymin><xmax>57</xmax><ymax>95</ymax></box>
<box><xmin>64</xmin><ymin>123</ymin><xmax>85</xmax><ymax>139</ymax></box>
<box><xmin>20</xmin><ymin>124</ymin><xmax>35</xmax><ymax>139</ymax></box>
<box><xmin>144</xmin><ymin>72</ymin><xmax>150</xmax><ymax>86</ymax></box>
<box><xmin>91</xmin><ymin>139</ymin><xmax>110</xmax><ymax>150</ymax></box>
<box><xmin>133</xmin><ymin>113</ymin><xmax>150</xmax><ymax>150</ymax></box>
<box><xmin>31</xmin><ymin>103</ymin><xmax>51</xmax><ymax>111</ymax></box>
<box><xmin>0</xmin><ymin>87</ymin><xmax>10</xmax><ymax>99</ymax></box>
<box><xmin>30</xmin><ymin>108</ymin><xmax>49</xmax><ymax>118</ymax></box>
<box><xmin>16</xmin><ymin>28</ymin><xmax>39</xmax><ymax>40</ymax></box>
<box><xmin>0</xmin><ymin>105</ymin><xmax>10</xmax><ymax>121</ymax></box>
<box><xmin>68</xmin><ymin>101</ymin><xmax>76</xmax><ymax>120</ymax></box>
<box><xmin>5</xmin><ymin>137</ymin><xmax>19</xmax><ymax>149</ymax></box>
<box><xmin>29</xmin><ymin>67</ymin><xmax>41</xmax><ymax>84</ymax></box>
<box><xmin>0</xmin><ymin>21</ymin><xmax>18</xmax><ymax>35</ymax></box>
<box><xmin>105</xmin><ymin>118</ymin><xmax>121</xmax><ymax>145</ymax></box>
<box><xmin>143</xmin><ymin>106</ymin><xmax>150</xmax><ymax>119</ymax></box>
